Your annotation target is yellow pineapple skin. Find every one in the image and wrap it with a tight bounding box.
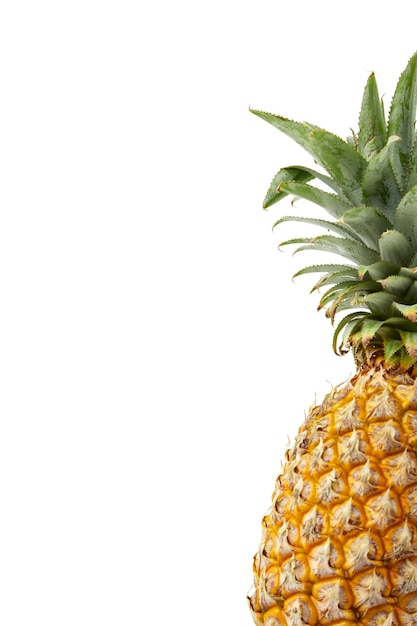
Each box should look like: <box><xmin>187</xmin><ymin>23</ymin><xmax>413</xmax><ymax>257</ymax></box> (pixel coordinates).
<box><xmin>249</xmin><ymin>367</ymin><xmax>417</xmax><ymax>626</ymax></box>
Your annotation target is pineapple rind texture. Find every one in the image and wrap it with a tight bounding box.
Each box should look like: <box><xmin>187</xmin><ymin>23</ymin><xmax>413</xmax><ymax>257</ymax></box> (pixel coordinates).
<box><xmin>248</xmin><ymin>368</ymin><xmax>417</xmax><ymax>626</ymax></box>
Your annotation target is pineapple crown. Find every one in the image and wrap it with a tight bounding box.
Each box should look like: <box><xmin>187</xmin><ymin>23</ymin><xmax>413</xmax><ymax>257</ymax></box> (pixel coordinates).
<box><xmin>251</xmin><ymin>52</ymin><xmax>417</xmax><ymax>371</ymax></box>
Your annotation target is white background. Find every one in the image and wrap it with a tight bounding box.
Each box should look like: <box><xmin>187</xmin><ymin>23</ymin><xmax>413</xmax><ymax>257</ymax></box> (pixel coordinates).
<box><xmin>0</xmin><ymin>1</ymin><xmax>416</xmax><ymax>624</ymax></box>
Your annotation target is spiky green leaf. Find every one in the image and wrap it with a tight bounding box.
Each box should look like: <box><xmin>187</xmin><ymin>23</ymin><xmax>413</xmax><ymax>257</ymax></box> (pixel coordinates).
<box><xmin>308</xmin><ymin>129</ymin><xmax>366</xmax><ymax>205</ymax></box>
<box><xmin>318</xmin><ymin>280</ymin><xmax>364</xmax><ymax>310</ymax></box>
<box><xmin>360</xmin><ymin>318</ymin><xmax>386</xmax><ymax>345</ymax></box>
<box><xmin>277</xmin><ymin>181</ymin><xmax>352</xmax><ymax>219</ymax></box>
<box><xmin>326</xmin><ymin>281</ymin><xmax>381</xmax><ymax>323</ymax></box>
<box><xmin>341</xmin><ymin>205</ymin><xmax>392</xmax><ymax>251</ymax></box>
<box><xmin>263</xmin><ymin>167</ymin><xmax>314</xmax><ymax>209</ymax></box>
<box><xmin>250</xmin><ymin>110</ymin><xmax>367</xmax><ymax>205</ymax></box>
<box><xmin>332</xmin><ymin>312</ymin><xmax>366</xmax><ymax>355</ymax></box>
<box><xmin>358</xmin><ymin>72</ymin><xmax>386</xmax><ymax>158</ymax></box>
<box><xmin>379</xmin><ymin>229</ymin><xmax>414</xmax><ymax>266</ymax></box>
<box><xmin>293</xmin><ymin>263</ymin><xmax>358</xmax><ymax>278</ymax></box>
<box><xmin>287</xmin><ymin>166</ymin><xmax>348</xmax><ymax>196</ymax></box>
<box><xmin>273</xmin><ymin>215</ymin><xmax>360</xmax><ymax>240</ymax></box>
<box><xmin>400</xmin><ymin>331</ymin><xmax>417</xmax><ymax>357</ymax></box>
<box><xmin>407</xmin><ymin>138</ymin><xmax>417</xmax><ymax>190</ymax></box>
<box><xmin>394</xmin><ymin>302</ymin><xmax>417</xmax><ymax>322</ymax></box>
<box><xmin>392</xmin><ymin>184</ymin><xmax>417</xmax><ymax>247</ymax></box>
<box><xmin>292</xmin><ymin>264</ymin><xmax>359</xmax><ymax>293</ymax></box>
<box><xmin>400</xmin><ymin>348</ymin><xmax>417</xmax><ymax>369</ymax></box>
<box><xmin>384</xmin><ymin>338</ymin><xmax>403</xmax><ymax>362</ymax></box>
<box><xmin>384</xmin><ymin>316</ymin><xmax>417</xmax><ymax>332</ymax></box>
<box><xmin>361</xmin><ymin>137</ymin><xmax>402</xmax><ymax>219</ymax></box>
<box><xmin>364</xmin><ymin>292</ymin><xmax>396</xmax><ymax>316</ymax></box>
<box><xmin>358</xmin><ymin>261</ymin><xmax>402</xmax><ymax>281</ymax></box>
<box><xmin>279</xmin><ymin>235</ymin><xmax>379</xmax><ymax>266</ymax></box>
<box><xmin>250</xmin><ymin>111</ymin><xmax>318</xmax><ymax>152</ymax></box>
<box><xmin>387</xmin><ymin>51</ymin><xmax>417</xmax><ymax>186</ymax></box>
<box><xmin>405</xmin><ymin>281</ymin><xmax>417</xmax><ymax>305</ymax></box>
<box><xmin>409</xmin><ymin>251</ymin><xmax>417</xmax><ymax>267</ymax></box>
<box><xmin>399</xmin><ymin>267</ymin><xmax>417</xmax><ymax>279</ymax></box>
<box><xmin>312</xmin><ymin>268</ymin><xmax>361</xmax><ymax>291</ymax></box>
<box><xmin>379</xmin><ymin>275</ymin><xmax>413</xmax><ymax>297</ymax></box>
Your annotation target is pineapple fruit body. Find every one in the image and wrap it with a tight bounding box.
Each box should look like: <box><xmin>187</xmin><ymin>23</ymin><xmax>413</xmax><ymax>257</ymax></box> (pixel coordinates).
<box><xmin>249</xmin><ymin>367</ymin><xmax>417</xmax><ymax>625</ymax></box>
<box><xmin>250</xmin><ymin>52</ymin><xmax>417</xmax><ymax>626</ymax></box>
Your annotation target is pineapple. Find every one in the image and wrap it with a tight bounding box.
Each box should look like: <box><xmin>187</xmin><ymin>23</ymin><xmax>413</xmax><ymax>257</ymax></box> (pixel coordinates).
<box><xmin>249</xmin><ymin>52</ymin><xmax>417</xmax><ymax>626</ymax></box>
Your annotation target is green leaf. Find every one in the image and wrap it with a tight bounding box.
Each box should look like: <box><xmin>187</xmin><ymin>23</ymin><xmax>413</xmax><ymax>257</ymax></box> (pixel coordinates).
<box><xmin>312</xmin><ymin>268</ymin><xmax>361</xmax><ymax>291</ymax></box>
<box><xmin>409</xmin><ymin>251</ymin><xmax>417</xmax><ymax>267</ymax></box>
<box><xmin>308</xmin><ymin>129</ymin><xmax>366</xmax><ymax>206</ymax></box>
<box><xmin>263</xmin><ymin>167</ymin><xmax>314</xmax><ymax>209</ymax></box>
<box><xmin>332</xmin><ymin>312</ymin><xmax>366</xmax><ymax>355</ymax></box>
<box><xmin>406</xmin><ymin>138</ymin><xmax>417</xmax><ymax>191</ymax></box>
<box><xmin>273</xmin><ymin>215</ymin><xmax>359</xmax><ymax>240</ymax></box>
<box><xmin>392</xmin><ymin>184</ymin><xmax>417</xmax><ymax>247</ymax></box>
<box><xmin>404</xmin><ymin>281</ymin><xmax>417</xmax><ymax>305</ymax></box>
<box><xmin>378</xmin><ymin>229</ymin><xmax>414</xmax><ymax>266</ymax></box>
<box><xmin>387</xmin><ymin>51</ymin><xmax>417</xmax><ymax>186</ymax></box>
<box><xmin>358</xmin><ymin>261</ymin><xmax>401</xmax><ymax>281</ymax></box>
<box><xmin>325</xmin><ymin>281</ymin><xmax>381</xmax><ymax>323</ymax></box>
<box><xmin>250</xmin><ymin>110</ymin><xmax>367</xmax><ymax>205</ymax></box>
<box><xmin>360</xmin><ymin>318</ymin><xmax>385</xmax><ymax>345</ymax></box>
<box><xmin>292</xmin><ymin>264</ymin><xmax>359</xmax><ymax>292</ymax></box>
<box><xmin>361</xmin><ymin>136</ymin><xmax>402</xmax><ymax>220</ymax></box>
<box><xmin>399</xmin><ymin>267</ymin><xmax>417</xmax><ymax>279</ymax></box>
<box><xmin>341</xmin><ymin>205</ymin><xmax>392</xmax><ymax>251</ymax></box>
<box><xmin>250</xmin><ymin>110</ymin><xmax>318</xmax><ymax>152</ymax></box>
<box><xmin>379</xmin><ymin>275</ymin><xmax>413</xmax><ymax>297</ymax></box>
<box><xmin>277</xmin><ymin>181</ymin><xmax>352</xmax><ymax>219</ymax></box>
<box><xmin>400</xmin><ymin>331</ymin><xmax>417</xmax><ymax>357</ymax></box>
<box><xmin>336</xmin><ymin>280</ymin><xmax>381</xmax><ymax>303</ymax></box>
<box><xmin>400</xmin><ymin>348</ymin><xmax>417</xmax><ymax>370</ymax></box>
<box><xmin>364</xmin><ymin>292</ymin><xmax>396</xmax><ymax>316</ymax></box>
<box><xmin>326</xmin><ymin>300</ymin><xmax>369</xmax><ymax>320</ymax></box>
<box><xmin>318</xmin><ymin>280</ymin><xmax>363</xmax><ymax>310</ymax></box>
<box><xmin>263</xmin><ymin>164</ymin><xmax>351</xmax><ymax>209</ymax></box>
<box><xmin>394</xmin><ymin>302</ymin><xmax>417</xmax><ymax>322</ymax></box>
<box><xmin>384</xmin><ymin>316</ymin><xmax>417</xmax><ymax>332</ymax></box>
<box><xmin>279</xmin><ymin>235</ymin><xmax>379</xmax><ymax>265</ymax></box>
<box><xmin>293</xmin><ymin>263</ymin><xmax>358</xmax><ymax>278</ymax></box>
<box><xmin>287</xmin><ymin>166</ymin><xmax>348</xmax><ymax>197</ymax></box>
<box><xmin>358</xmin><ymin>72</ymin><xmax>386</xmax><ymax>158</ymax></box>
<box><xmin>384</xmin><ymin>337</ymin><xmax>403</xmax><ymax>362</ymax></box>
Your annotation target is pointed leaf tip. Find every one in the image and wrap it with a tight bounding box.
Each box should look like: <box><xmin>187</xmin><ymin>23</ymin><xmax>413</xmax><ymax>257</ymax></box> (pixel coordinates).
<box><xmin>358</xmin><ymin>71</ymin><xmax>386</xmax><ymax>158</ymax></box>
<box><xmin>387</xmin><ymin>52</ymin><xmax>417</xmax><ymax>186</ymax></box>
